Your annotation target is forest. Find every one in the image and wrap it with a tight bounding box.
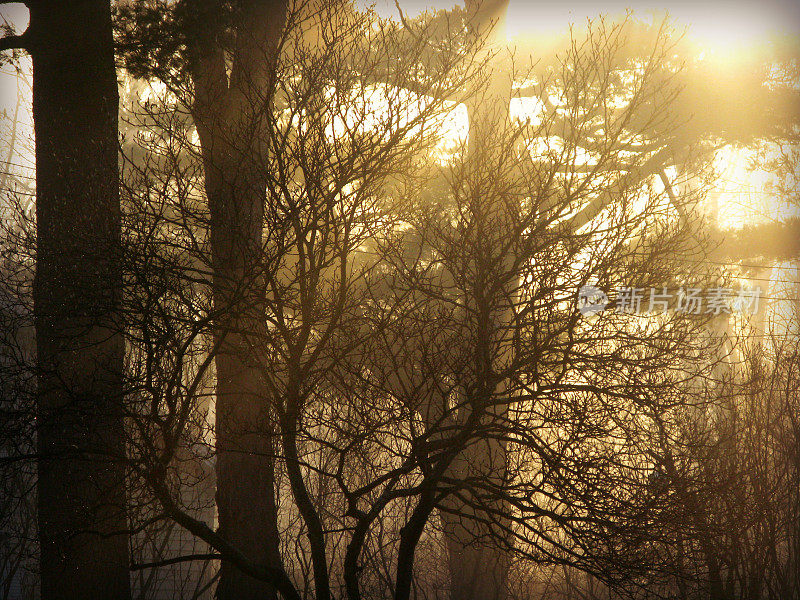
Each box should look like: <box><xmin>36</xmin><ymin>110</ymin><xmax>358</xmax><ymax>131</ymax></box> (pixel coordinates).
<box><xmin>0</xmin><ymin>1</ymin><xmax>798</xmax><ymax>599</ymax></box>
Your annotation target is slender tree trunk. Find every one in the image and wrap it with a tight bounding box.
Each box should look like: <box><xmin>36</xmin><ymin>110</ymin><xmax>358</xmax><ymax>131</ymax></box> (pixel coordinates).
<box><xmin>281</xmin><ymin>405</ymin><xmax>332</xmax><ymax>600</ymax></box>
<box><xmin>439</xmin><ymin>3</ymin><xmax>512</xmax><ymax>599</ymax></box>
<box><xmin>29</xmin><ymin>2</ymin><xmax>131</xmax><ymax>598</ymax></box>
<box><xmin>205</xmin><ymin>132</ymin><xmax>281</xmax><ymax>600</ymax></box>
<box><xmin>183</xmin><ymin>2</ymin><xmax>288</xmax><ymax>598</ymax></box>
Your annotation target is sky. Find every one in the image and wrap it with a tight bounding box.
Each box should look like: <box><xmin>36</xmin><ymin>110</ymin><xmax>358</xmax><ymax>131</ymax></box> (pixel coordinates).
<box><xmin>3</xmin><ymin>1</ymin><xmax>799</xmax><ymax>228</ymax></box>
<box><xmin>371</xmin><ymin>0</ymin><xmax>800</xmax><ymax>43</ymax></box>
<box><xmin>1</xmin><ymin>0</ymin><xmax>797</xmax><ymax>331</ymax></box>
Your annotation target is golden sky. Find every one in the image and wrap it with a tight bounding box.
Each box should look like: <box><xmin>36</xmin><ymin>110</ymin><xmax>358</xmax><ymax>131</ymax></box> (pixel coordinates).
<box><xmin>3</xmin><ymin>0</ymin><xmax>799</xmax><ymax>230</ymax></box>
<box><xmin>372</xmin><ymin>0</ymin><xmax>800</xmax><ymax>36</ymax></box>
<box><xmin>1</xmin><ymin>1</ymin><xmax>798</xmax><ymax>330</ymax></box>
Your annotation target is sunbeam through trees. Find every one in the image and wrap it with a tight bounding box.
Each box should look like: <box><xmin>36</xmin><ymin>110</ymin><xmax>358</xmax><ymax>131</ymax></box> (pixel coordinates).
<box><xmin>0</xmin><ymin>1</ymin><xmax>798</xmax><ymax>599</ymax></box>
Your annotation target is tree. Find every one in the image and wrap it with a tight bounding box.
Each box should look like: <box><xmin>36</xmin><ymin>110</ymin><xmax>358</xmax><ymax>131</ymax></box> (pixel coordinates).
<box><xmin>182</xmin><ymin>2</ymin><xmax>288</xmax><ymax>598</ymax></box>
<box><xmin>3</xmin><ymin>1</ymin><xmax>796</xmax><ymax>599</ymax></box>
<box><xmin>117</xmin><ymin>3</ymin><xmax>486</xmax><ymax>599</ymax></box>
<box><xmin>1</xmin><ymin>1</ymin><xmax>131</xmax><ymax>598</ymax></box>
<box><xmin>119</xmin><ymin>2</ymin><xmax>292</xmax><ymax>596</ymax></box>
<box><xmin>115</xmin><ymin>5</ymin><xmax>746</xmax><ymax>600</ymax></box>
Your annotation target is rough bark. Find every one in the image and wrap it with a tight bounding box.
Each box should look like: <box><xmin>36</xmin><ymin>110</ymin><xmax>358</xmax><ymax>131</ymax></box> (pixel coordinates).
<box><xmin>27</xmin><ymin>1</ymin><xmax>131</xmax><ymax>598</ymax></box>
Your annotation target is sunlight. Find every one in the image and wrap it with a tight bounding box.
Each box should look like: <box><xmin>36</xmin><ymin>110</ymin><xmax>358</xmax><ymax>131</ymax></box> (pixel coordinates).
<box><xmin>0</xmin><ymin>3</ymin><xmax>798</xmax><ymax>599</ymax></box>
<box><xmin>505</xmin><ymin>0</ymin><xmax>800</xmax><ymax>49</ymax></box>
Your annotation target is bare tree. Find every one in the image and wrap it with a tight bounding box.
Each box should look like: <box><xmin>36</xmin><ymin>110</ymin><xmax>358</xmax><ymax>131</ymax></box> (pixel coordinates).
<box><xmin>120</xmin><ymin>1</ymin><xmax>291</xmax><ymax>596</ymax></box>
<box><xmin>114</xmin><ymin>5</ymin><xmax>745</xmax><ymax>600</ymax></box>
<box><xmin>116</xmin><ymin>3</ymin><xmax>486</xmax><ymax>599</ymax></box>
<box><xmin>643</xmin><ymin>329</ymin><xmax>800</xmax><ymax>600</ymax></box>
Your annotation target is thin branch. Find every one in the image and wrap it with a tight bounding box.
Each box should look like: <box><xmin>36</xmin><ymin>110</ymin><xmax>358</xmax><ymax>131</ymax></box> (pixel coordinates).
<box><xmin>130</xmin><ymin>553</ymin><xmax>221</xmax><ymax>571</ymax></box>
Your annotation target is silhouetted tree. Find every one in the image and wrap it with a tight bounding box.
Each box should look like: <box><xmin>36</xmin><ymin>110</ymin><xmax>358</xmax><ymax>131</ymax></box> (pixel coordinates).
<box><xmin>116</xmin><ymin>3</ymin><xmax>486</xmax><ymax>599</ymax></box>
<box><xmin>3</xmin><ymin>2</ymin><xmax>797</xmax><ymax>600</ymax></box>
<box><xmin>1</xmin><ymin>1</ymin><xmax>131</xmax><ymax>598</ymax></box>
<box><xmin>120</xmin><ymin>1</ymin><xmax>294</xmax><ymax>597</ymax></box>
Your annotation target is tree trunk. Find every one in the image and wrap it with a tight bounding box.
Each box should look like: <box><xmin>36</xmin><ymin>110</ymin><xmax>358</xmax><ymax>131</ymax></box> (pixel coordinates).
<box><xmin>209</xmin><ymin>165</ymin><xmax>282</xmax><ymax>600</ymax></box>
<box><xmin>183</xmin><ymin>2</ymin><xmax>288</xmax><ymax>598</ymax></box>
<box><xmin>29</xmin><ymin>1</ymin><xmax>131</xmax><ymax>598</ymax></box>
<box><xmin>441</xmin><ymin>430</ymin><xmax>510</xmax><ymax>600</ymax></box>
<box><xmin>440</xmin><ymin>3</ymin><xmax>512</xmax><ymax>599</ymax></box>
<box><xmin>199</xmin><ymin>111</ymin><xmax>281</xmax><ymax>600</ymax></box>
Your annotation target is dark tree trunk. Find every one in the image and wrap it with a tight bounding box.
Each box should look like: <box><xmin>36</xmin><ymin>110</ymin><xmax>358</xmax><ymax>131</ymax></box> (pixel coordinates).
<box><xmin>439</xmin><ymin>4</ymin><xmax>512</xmax><ymax>599</ymax></box>
<box><xmin>28</xmin><ymin>1</ymin><xmax>131</xmax><ymax>598</ymax></box>
<box><xmin>440</xmin><ymin>437</ymin><xmax>509</xmax><ymax>600</ymax></box>
<box><xmin>207</xmin><ymin>162</ymin><xmax>282</xmax><ymax>600</ymax></box>
<box><xmin>182</xmin><ymin>2</ymin><xmax>288</xmax><ymax>598</ymax></box>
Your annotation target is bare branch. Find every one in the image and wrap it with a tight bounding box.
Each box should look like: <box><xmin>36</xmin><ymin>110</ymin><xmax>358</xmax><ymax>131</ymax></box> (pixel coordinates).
<box><xmin>130</xmin><ymin>553</ymin><xmax>221</xmax><ymax>571</ymax></box>
<box><xmin>0</xmin><ymin>32</ymin><xmax>28</xmax><ymax>52</ymax></box>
